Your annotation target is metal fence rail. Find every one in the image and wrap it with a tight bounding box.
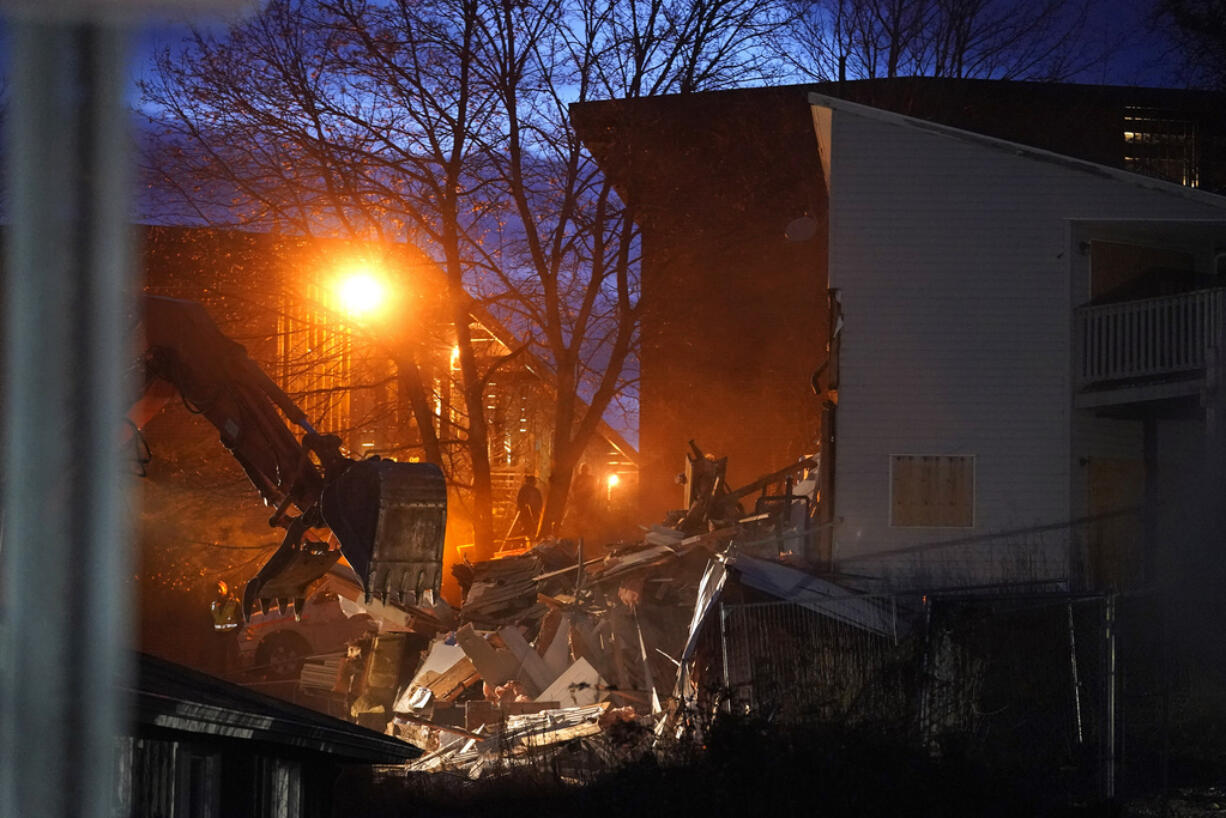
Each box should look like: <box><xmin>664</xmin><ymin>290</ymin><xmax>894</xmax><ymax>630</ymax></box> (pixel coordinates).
<box><xmin>719</xmin><ymin>599</ymin><xmax>905</xmax><ymax>724</ymax></box>
<box><xmin>716</xmin><ymin>594</ymin><xmax>1118</xmax><ymax>801</ymax></box>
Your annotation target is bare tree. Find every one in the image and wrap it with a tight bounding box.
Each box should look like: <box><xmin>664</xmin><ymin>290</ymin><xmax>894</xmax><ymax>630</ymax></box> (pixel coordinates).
<box><xmin>1154</xmin><ymin>0</ymin><xmax>1226</xmax><ymax>90</ymax></box>
<box><xmin>776</xmin><ymin>0</ymin><xmax>1106</xmax><ymax>82</ymax></box>
<box><xmin>140</xmin><ymin>0</ymin><xmax>787</xmax><ymax>556</ymax></box>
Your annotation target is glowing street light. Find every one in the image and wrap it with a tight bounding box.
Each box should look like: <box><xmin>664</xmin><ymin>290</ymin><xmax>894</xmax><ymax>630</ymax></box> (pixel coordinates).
<box><xmin>606</xmin><ymin>472</ymin><xmax>620</xmax><ymax>501</ymax></box>
<box><xmin>335</xmin><ymin>266</ymin><xmax>388</xmax><ymax>319</ymax></box>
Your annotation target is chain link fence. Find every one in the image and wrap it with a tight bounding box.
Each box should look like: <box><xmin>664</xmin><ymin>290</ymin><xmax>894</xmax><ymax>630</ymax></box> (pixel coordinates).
<box><xmin>709</xmin><ymin>592</ymin><xmax>1183</xmax><ymax>804</ymax></box>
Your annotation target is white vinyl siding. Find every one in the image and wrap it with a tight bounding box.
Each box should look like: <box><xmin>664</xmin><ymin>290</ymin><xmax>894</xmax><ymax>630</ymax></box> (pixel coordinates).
<box><xmin>816</xmin><ymin>100</ymin><xmax>1226</xmax><ymax>580</ymax></box>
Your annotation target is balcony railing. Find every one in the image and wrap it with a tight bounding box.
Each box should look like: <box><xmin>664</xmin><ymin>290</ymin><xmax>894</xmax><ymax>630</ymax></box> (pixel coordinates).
<box><xmin>1076</xmin><ymin>287</ymin><xmax>1226</xmax><ymax>387</ymax></box>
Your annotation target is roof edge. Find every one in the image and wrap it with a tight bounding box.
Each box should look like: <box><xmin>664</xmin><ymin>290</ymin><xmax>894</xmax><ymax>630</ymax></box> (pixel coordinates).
<box><xmin>807</xmin><ymin>91</ymin><xmax>1226</xmax><ymax>210</ymax></box>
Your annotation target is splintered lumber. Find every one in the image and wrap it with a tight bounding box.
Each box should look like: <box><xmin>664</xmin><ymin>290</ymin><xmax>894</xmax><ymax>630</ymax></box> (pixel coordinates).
<box><xmin>594</xmin><ymin>545</ymin><xmax>679</xmax><ymax>584</ymax></box>
<box><xmin>298</xmin><ymin>653</ymin><xmax>345</xmax><ymax>693</ymax></box>
<box><xmin>425</xmin><ymin>657</ymin><xmax>481</xmax><ymax>703</ymax></box>
<box><xmin>411</xmin><ymin>640</ymin><xmax>466</xmax><ymax>683</ymax></box>
<box><xmin>532</xmin><ymin>556</ymin><xmax>604</xmax><ymax>584</ymax></box>
<box><xmin>680</xmin><ymin>525</ymin><xmax>741</xmax><ymax>553</ymax></box>
<box><xmin>502</xmin><ymin>702</ymin><xmax>610</xmax><ymax>750</ymax></box>
<box><xmin>726</xmin><ymin>457</ymin><xmax>817</xmax><ymax>504</ymax></box>
<box><xmin>393</xmin><ymin>710</ymin><xmax>484</xmax><ymax>740</ymax></box>
<box><xmin>405</xmin><ymin>639</ymin><xmax>483</xmax><ymax>704</ymax></box>
<box><xmin>643</xmin><ymin>525</ymin><xmax>685</xmax><ymax>547</ymax></box>
<box><xmin>462</xmin><ymin>555</ymin><xmax>544</xmax><ymax>624</ymax></box>
<box><xmin>465</xmin><ymin>700</ymin><xmax>561</xmax><ymax>730</ymax></box>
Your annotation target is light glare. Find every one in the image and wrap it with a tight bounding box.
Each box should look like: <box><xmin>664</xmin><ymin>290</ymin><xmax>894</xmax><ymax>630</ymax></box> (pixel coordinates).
<box><xmin>338</xmin><ymin>270</ymin><xmax>385</xmax><ymax>317</ymax></box>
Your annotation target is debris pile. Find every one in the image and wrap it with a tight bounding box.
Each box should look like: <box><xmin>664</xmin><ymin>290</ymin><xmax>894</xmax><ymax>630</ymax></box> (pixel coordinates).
<box><xmin>329</xmin><ymin>445</ymin><xmax>826</xmax><ymax>778</ymax></box>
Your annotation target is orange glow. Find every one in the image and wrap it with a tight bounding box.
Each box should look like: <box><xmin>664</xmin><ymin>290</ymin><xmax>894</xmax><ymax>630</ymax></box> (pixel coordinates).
<box><xmin>336</xmin><ymin>267</ymin><xmax>387</xmax><ymax>318</ymax></box>
<box><xmin>607</xmin><ymin>473</ymin><xmax>620</xmax><ymax>489</ymax></box>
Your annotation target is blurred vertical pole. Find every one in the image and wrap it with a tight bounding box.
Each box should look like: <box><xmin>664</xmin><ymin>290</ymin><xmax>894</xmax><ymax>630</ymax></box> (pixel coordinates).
<box><xmin>0</xmin><ymin>15</ymin><xmax>134</xmax><ymax>818</ymax></box>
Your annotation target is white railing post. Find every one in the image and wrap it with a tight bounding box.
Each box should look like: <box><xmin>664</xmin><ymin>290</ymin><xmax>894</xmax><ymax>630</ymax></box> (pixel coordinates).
<box><xmin>1076</xmin><ymin>288</ymin><xmax>1226</xmax><ymax>387</ymax></box>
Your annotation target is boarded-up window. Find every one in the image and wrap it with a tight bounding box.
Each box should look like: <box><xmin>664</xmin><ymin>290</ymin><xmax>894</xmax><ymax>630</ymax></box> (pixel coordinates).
<box><xmin>890</xmin><ymin>455</ymin><xmax>974</xmax><ymax>527</ymax></box>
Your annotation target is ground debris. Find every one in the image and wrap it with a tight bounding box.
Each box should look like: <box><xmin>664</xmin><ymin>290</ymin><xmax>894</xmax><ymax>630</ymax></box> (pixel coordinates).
<box><xmin>384</xmin><ymin>448</ymin><xmax>835</xmax><ymax>779</ymax></box>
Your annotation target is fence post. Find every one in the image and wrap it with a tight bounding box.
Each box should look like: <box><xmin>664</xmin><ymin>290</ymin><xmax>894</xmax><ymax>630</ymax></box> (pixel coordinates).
<box><xmin>1105</xmin><ymin>594</ymin><xmax>1118</xmax><ymax>801</ymax></box>
<box><xmin>720</xmin><ymin>603</ymin><xmax>731</xmax><ymax>713</ymax></box>
<box><xmin>1068</xmin><ymin>603</ymin><xmax>1085</xmax><ymax>746</ymax></box>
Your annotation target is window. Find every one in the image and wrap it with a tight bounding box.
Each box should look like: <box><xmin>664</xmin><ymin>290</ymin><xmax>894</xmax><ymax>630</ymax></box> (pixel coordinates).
<box><xmin>1123</xmin><ymin>107</ymin><xmax>1200</xmax><ymax>188</ymax></box>
<box><xmin>890</xmin><ymin>455</ymin><xmax>974</xmax><ymax>527</ymax></box>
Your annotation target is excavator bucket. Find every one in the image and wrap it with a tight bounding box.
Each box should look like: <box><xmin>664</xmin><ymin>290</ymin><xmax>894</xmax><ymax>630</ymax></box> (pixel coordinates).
<box><xmin>242</xmin><ymin>538</ymin><xmax>340</xmax><ymax>618</ymax></box>
<box><xmin>321</xmin><ymin>459</ymin><xmax>447</xmax><ymax>607</ymax></box>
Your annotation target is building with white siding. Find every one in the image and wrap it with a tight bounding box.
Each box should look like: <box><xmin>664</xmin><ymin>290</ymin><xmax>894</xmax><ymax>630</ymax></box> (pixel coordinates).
<box><xmin>575</xmin><ymin>81</ymin><xmax>1226</xmax><ymax>591</ymax></box>
<box><xmin>809</xmin><ymin>93</ymin><xmax>1226</xmax><ymax>589</ymax></box>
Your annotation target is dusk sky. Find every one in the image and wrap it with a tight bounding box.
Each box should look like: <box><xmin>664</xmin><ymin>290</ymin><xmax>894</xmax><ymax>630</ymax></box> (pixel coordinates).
<box><xmin>127</xmin><ymin>0</ymin><xmax>1187</xmax><ymax>103</ymax></box>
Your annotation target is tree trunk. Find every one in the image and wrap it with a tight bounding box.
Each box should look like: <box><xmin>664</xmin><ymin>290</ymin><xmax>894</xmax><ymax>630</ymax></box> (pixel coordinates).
<box><xmin>394</xmin><ymin>349</ymin><xmax>444</xmax><ymax>467</ymax></box>
<box><xmin>538</xmin><ymin>367</ymin><xmax>579</xmax><ymax>536</ymax></box>
<box><xmin>442</xmin><ymin>233</ymin><xmax>496</xmax><ymax>560</ymax></box>
<box><xmin>464</xmin><ymin>373</ymin><xmax>496</xmax><ymax>559</ymax></box>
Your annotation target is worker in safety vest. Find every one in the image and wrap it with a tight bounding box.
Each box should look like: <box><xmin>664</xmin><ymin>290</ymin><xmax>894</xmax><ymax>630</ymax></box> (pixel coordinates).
<box><xmin>210</xmin><ymin>580</ymin><xmax>241</xmax><ymax>632</ymax></box>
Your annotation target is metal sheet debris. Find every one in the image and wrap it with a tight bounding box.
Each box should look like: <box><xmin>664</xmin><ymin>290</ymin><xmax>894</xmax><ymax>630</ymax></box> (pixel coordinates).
<box><xmin>305</xmin><ymin>447</ymin><xmax>901</xmax><ymax>779</ymax></box>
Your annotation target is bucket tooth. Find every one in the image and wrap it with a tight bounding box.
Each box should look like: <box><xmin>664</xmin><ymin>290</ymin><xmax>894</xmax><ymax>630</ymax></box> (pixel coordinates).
<box><xmin>398</xmin><ymin>571</ymin><xmax>412</xmax><ymax>606</ymax></box>
<box><xmin>241</xmin><ymin>536</ymin><xmax>340</xmax><ymax>621</ymax></box>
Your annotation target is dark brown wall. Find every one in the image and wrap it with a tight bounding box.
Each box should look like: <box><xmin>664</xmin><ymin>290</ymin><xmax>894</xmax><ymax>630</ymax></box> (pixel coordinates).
<box><xmin>574</xmin><ymin>79</ymin><xmax>1226</xmax><ymax>523</ymax></box>
<box><xmin>594</xmin><ymin>90</ymin><xmax>829</xmax><ymax>521</ymax></box>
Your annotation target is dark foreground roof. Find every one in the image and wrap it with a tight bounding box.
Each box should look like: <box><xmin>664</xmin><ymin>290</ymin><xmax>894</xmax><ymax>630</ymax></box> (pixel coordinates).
<box><xmin>128</xmin><ymin>652</ymin><xmax>421</xmax><ymax>764</ymax></box>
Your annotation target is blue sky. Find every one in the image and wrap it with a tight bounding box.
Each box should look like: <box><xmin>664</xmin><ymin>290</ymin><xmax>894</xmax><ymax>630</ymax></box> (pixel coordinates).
<box><xmin>127</xmin><ymin>0</ymin><xmax>1184</xmax><ymax>102</ymax></box>
<box><xmin>117</xmin><ymin>0</ymin><xmax>1186</xmax><ymax>454</ymax></box>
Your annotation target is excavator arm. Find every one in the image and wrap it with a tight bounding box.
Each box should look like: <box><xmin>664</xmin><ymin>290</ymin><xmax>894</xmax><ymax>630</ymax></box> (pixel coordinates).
<box><xmin>132</xmin><ymin>295</ymin><xmax>446</xmax><ymax>618</ymax></box>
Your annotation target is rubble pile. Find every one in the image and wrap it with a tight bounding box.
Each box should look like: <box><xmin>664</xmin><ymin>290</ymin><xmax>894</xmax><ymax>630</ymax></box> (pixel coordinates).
<box><xmin>338</xmin><ymin>447</ymin><xmax>823</xmax><ymax>779</ymax></box>
<box><xmin>389</xmin><ymin>532</ymin><xmax>719</xmax><ymax>777</ymax></box>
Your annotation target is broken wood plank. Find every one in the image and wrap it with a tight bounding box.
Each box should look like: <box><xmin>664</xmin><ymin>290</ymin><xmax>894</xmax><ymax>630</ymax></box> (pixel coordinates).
<box><xmin>424</xmin><ymin>657</ymin><xmax>480</xmax><ymax>704</ymax></box>
<box><xmin>503</xmin><ymin>702</ymin><xmax>610</xmax><ymax>749</ymax></box>
<box><xmin>392</xmin><ymin>710</ymin><xmax>484</xmax><ymax>740</ymax></box>
<box><xmin>464</xmin><ymin>700</ymin><xmax>560</xmax><ymax>730</ymax></box>
<box><xmin>531</xmin><ymin>556</ymin><xmax>604</xmax><ymax>584</ymax></box>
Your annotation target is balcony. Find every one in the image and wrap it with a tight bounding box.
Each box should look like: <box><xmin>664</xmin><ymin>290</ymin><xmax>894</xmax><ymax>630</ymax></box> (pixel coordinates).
<box><xmin>1075</xmin><ymin>287</ymin><xmax>1226</xmax><ymax>409</ymax></box>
